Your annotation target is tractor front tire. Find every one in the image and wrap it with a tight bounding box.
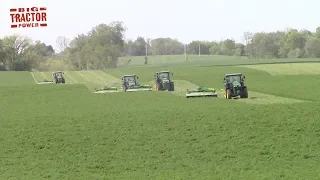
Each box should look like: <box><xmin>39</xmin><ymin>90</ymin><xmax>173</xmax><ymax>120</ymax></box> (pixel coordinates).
<box><xmin>227</xmin><ymin>89</ymin><xmax>232</xmax><ymax>99</ymax></box>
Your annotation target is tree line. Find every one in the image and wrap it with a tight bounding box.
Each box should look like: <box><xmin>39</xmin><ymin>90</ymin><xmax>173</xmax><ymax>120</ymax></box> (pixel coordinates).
<box><xmin>0</xmin><ymin>21</ymin><xmax>319</xmax><ymax>71</ymax></box>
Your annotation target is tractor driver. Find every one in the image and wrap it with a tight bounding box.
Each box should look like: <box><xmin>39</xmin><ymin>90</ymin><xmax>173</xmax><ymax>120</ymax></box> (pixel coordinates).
<box><xmin>126</xmin><ymin>77</ymin><xmax>134</xmax><ymax>83</ymax></box>
<box><xmin>229</xmin><ymin>76</ymin><xmax>240</xmax><ymax>83</ymax></box>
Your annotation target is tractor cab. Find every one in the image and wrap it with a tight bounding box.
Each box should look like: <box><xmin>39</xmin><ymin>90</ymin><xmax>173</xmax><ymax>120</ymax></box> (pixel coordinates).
<box><xmin>122</xmin><ymin>74</ymin><xmax>139</xmax><ymax>89</ymax></box>
<box><xmin>53</xmin><ymin>71</ymin><xmax>65</xmax><ymax>84</ymax></box>
<box><xmin>53</xmin><ymin>72</ymin><xmax>64</xmax><ymax>78</ymax></box>
<box><xmin>154</xmin><ymin>71</ymin><xmax>173</xmax><ymax>83</ymax></box>
<box><xmin>155</xmin><ymin>71</ymin><xmax>173</xmax><ymax>81</ymax></box>
<box><xmin>224</xmin><ymin>73</ymin><xmax>245</xmax><ymax>87</ymax></box>
<box><xmin>121</xmin><ymin>74</ymin><xmax>152</xmax><ymax>92</ymax></box>
<box><xmin>154</xmin><ymin>71</ymin><xmax>174</xmax><ymax>91</ymax></box>
<box><xmin>223</xmin><ymin>73</ymin><xmax>248</xmax><ymax>99</ymax></box>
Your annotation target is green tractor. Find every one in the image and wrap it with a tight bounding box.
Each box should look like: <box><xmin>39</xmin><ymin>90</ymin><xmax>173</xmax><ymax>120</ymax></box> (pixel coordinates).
<box><xmin>223</xmin><ymin>73</ymin><xmax>248</xmax><ymax>99</ymax></box>
<box><xmin>153</xmin><ymin>71</ymin><xmax>174</xmax><ymax>91</ymax></box>
<box><xmin>121</xmin><ymin>74</ymin><xmax>152</xmax><ymax>92</ymax></box>
<box><xmin>53</xmin><ymin>72</ymin><xmax>65</xmax><ymax>84</ymax></box>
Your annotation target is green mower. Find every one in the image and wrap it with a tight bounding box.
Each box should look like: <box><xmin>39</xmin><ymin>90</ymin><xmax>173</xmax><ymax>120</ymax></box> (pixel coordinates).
<box><xmin>37</xmin><ymin>79</ymin><xmax>54</xmax><ymax>84</ymax></box>
<box><xmin>94</xmin><ymin>86</ymin><xmax>118</xmax><ymax>93</ymax></box>
<box><xmin>121</xmin><ymin>74</ymin><xmax>152</xmax><ymax>92</ymax></box>
<box><xmin>222</xmin><ymin>73</ymin><xmax>248</xmax><ymax>99</ymax></box>
<box><xmin>186</xmin><ymin>87</ymin><xmax>218</xmax><ymax>98</ymax></box>
<box><xmin>153</xmin><ymin>71</ymin><xmax>174</xmax><ymax>91</ymax></box>
<box><xmin>53</xmin><ymin>72</ymin><xmax>65</xmax><ymax>84</ymax></box>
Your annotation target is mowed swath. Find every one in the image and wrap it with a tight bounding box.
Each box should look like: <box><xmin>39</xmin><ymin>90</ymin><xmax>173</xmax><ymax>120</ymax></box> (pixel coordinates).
<box><xmin>150</xmin><ymin>79</ymin><xmax>305</xmax><ymax>104</ymax></box>
<box><xmin>30</xmin><ymin>70</ymin><xmax>121</xmax><ymax>89</ymax></box>
<box><xmin>238</xmin><ymin>91</ymin><xmax>306</xmax><ymax>104</ymax></box>
<box><xmin>28</xmin><ymin>68</ymin><xmax>307</xmax><ymax>104</ymax></box>
<box><xmin>241</xmin><ymin>63</ymin><xmax>320</xmax><ymax>75</ymax></box>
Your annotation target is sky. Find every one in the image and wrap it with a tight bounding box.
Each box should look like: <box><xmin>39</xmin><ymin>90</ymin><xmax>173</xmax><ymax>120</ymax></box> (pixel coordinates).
<box><xmin>0</xmin><ymin>0</ymin><xmax>319</xmax><ymax>51</ymax></box>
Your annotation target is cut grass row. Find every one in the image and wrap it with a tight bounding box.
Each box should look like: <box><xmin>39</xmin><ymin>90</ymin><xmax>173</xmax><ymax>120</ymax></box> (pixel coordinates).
<box><xmin>30</xmin><ymin>69</ymin><xmax>305</xmax><ymax>104</ymax></box>
<box><xmin>30</xmin><ymin>70</ymin><xmax>122</xmax><ymax>92</ymax></box>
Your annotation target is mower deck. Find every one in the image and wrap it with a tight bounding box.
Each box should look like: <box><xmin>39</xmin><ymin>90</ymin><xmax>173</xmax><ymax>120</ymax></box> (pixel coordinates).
<box><xmin>94</xmin><ymin>90</ymin><xmax>118</xmax><ymax>93</ymax></box>
<box><xmin>125</xmin><ymin>88</ymin><xmax>152</xmax><ymax>92</ymax></box>
<box><xmin>37</xmin><ymin>81</ymin><xmax>54</xmax><ymax>84</ymax></box>
<box><xmin>186</xmin><ymin>91</ymin><xmax>218</xmax><ymax>98</ymax></box>
<box><xmin>185</xmin><ymin>87</ymin><xmax>218</xmax><ymax>98</ymax></box>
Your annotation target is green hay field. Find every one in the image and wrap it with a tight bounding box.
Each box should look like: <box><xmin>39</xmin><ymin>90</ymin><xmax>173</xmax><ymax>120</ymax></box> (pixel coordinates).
<box><xmin>241</xmin><ymin>63</ymin><xmax>320</xmax><ymax>75</ymax></box>
<box><xmin>118</xmin><ymin>54</ymin><xmax>320</xmax><ymax>67</ymax></box>
<box><xmin>1</xmin><ymin>61</ymin><xmax>320</xmax><ymax>179</ymax></box>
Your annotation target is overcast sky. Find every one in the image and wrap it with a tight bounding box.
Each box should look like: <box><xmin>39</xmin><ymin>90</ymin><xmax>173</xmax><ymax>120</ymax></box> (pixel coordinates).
<box><xmin>1</xmin><ymin>0</ymin><xmax>319</xmax><ymax>51</ymax></box>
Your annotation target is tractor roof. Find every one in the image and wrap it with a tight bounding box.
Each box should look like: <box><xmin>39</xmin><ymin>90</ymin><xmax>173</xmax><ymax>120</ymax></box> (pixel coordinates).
<box><xmin>156</xmin><ymin>71</ymin><xmax>170</xmax><ymax>73</ymax></box>
<box><xmin>123</xmin><ymin>74</ymin><xmax>136</xmax><ymax>77</ymax></box>
<box><xmin>225</xmin><ymin>73</ymin><xmax>242</xmax><ymax>76</ymax></box>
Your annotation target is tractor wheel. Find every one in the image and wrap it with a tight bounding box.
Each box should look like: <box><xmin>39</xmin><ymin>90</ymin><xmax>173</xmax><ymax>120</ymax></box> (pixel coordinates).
<box><xmin>240</xmin><ymin>90</ymin><xmax>244</xmax><ymax>98</ymax></box>
<box><xmin>156</xmin><ymin>83</ymin><xmax>161</xmax><ymax>91</ymax></box>
<box><xmin>227</xmin><ymin>89</ymin><xmax>232</xmax><ymax>99</ymax></box>
<box><xmin>243</xmin><ymin>87</ymin><xmax>248</xmax><ymax>98</ymax></box>
<box><xmin>122</xmin><ymin>85</ymin><xmax>127</xmax><ymax>92</ymax></box>
<box><xmin>169</xmin><ymin>83</ymin><xmax>174</xmax><ymax>91</ymax></box>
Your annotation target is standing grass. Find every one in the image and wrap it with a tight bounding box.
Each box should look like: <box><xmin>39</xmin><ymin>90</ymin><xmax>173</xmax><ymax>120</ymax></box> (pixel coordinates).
<box><xmin>118</xmin><ymin>54</ymin><xmax>320</xmax><ymax>67</ymax></box>
<box><xmin>0</xmin><ymin>85</ymin><xmax>320</xmax><ymax>179</ymax></box>
<box><xmin>0</xmin><ymin>71</ymin><xmax>35</xmax><ymax>86</ymax></box>
<box><xmin>241</xmin><ymin>63</ymin><xmax>320</xmax><ymax>75</ymax></box>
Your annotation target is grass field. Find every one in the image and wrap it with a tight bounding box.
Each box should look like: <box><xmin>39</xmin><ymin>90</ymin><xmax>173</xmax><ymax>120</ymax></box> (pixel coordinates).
<box><xmin>1</xmin><ymin>59</ymin><xmax>320</xmax><ymax>179</ymax></box>
<box><xmin>118</xmin><ymin>54</ymin><xmax>320</xmax><ymax>67</ymax></box>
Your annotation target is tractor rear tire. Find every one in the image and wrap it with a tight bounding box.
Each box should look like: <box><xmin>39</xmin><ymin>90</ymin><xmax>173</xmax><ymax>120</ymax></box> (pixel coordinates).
<box><xmin>122</xmin><ymin>85</ymin><xmax>127</xmax><ymax>92</ymax></box>
<box><xmin>169</xmin><ymin>83</ymin><xmax>174</xmax><ymax>91</ymax></box>
<box><xmin>242</xmin><ymin>87</ymin><xmax>248</xmax><ymax>98</ymax></box>
<box><xmin>156</xmin><ymin>83</ymin><xmax>162</xmax><ymax>91</ymax></box>
<box><xmin>227</xmin><ymin>89</ymin><xmax>232</xmax><ymax>99</ymax></box>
